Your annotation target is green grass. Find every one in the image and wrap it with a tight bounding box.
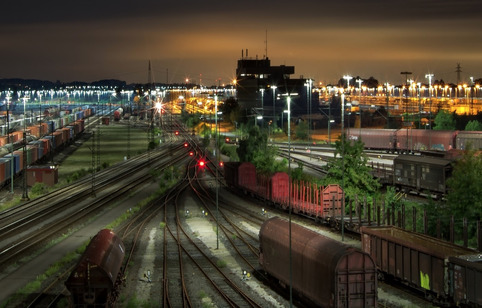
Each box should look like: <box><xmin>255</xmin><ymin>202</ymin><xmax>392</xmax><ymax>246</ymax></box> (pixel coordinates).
<box><xmin>58</xmin><ymin>124</ymin><xmax>151</xmax><ymax>179</ymax></box>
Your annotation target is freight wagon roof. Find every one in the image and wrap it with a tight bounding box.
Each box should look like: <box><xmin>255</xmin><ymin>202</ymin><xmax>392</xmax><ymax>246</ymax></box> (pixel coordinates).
<box><xmin>67</xmin><ymin>229</ymin><xmax>125</xmax><ymax>287</ymax></box>
<box><xmin>361</xmin><ymin>226</ymin><xmax>475</xmax><ymax>259</ymax></box>
<box><xmin>261</xmin><ymin>217</ymin><xmax>371</xmax><ymax>270</ymax></box>
<box><xmin>394</xmin><ymin>154</ymin><xmax>452</xmax><ymax>166</ymax></box>
<box><xmin>449</xmin><ymin>254</ymin><xmax>482</xmax><ymax>271</ymax></box>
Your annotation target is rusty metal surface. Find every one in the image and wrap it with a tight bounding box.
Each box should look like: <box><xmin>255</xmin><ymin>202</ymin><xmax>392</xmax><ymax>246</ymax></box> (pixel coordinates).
<box><xmin>449</xmin><ymin>254</ymin><xmax>482</xmax><ymax>306</ymax></box>
<box><xmin>238</xmin><ymin>162</ymin><xmax>257</xmax><ymax>192</ymax></box>
<box><xmin>260</xmin><ymin>217</ymin><xmax>377</xmax><ymax>307</ymax></box>
<box><xmin>66</xmin><ymin>229</ymin><xmax>125</xmax><ymax>288</ymax></box>
<box><xmin>361</xmin><ymin>226</ymin><xmax>476</xmax><ymax>298</ymax></box>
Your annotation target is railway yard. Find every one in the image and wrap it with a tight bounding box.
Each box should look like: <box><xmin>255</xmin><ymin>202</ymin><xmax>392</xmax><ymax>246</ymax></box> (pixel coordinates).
<box><xmin>0</xmin><ymin>110</ymin><xmax>480</xmax><ymax>307</ymax></box>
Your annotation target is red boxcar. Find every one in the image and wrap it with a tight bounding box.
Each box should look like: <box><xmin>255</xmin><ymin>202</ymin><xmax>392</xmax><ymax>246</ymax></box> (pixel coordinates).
<box><xmin>349</xmin><ymin>129</ymin><xmax>397</xmax><ymax>150</ymax></box>
<box><xmin>396</xmin><ymin>129</ymin><xmax>456</xmax><ymax>152</ymax></box>
<box><xmin>65</xmin><ymin>229</ymin><xmax>125</xmax><ymax>308</ymax></box>
<box><xmin>260</xmin><ymin>217</ymin><xmax>377</xmax><ymax>307</ymax></box>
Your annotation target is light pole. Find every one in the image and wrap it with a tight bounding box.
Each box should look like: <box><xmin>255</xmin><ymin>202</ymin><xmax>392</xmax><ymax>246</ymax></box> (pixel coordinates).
<box><xmin>343</xmin><ymin>75</ymin><xmax>352</xmax><ymax>133</ymax></box>
<box><xmin>271</xmin><ymin>85</ymin><xmax>277</xmax><ymax>127</ymax></box>
<box><xmin>340</xmin><ymin>93</ymin><xmax>345</xmax><ymax>242</ymax></box>
<box><xmin>6</xmin><ymin>92</ymin><xmax>13</xmax><ymax>193</ymax></box>
<box><xmin>356</xmin><ymin>79</ymin><xmax>363</xmax><ymax>133</ymax></box>
<box><xmin>286</xmin><ymin>94</ymin><xmax>293</xmax><ymax>308</ymax></box>
<box><xmin>215</xmin><ymin>95</ymin><xmax>219</xmax><ymax>250</ymax></box>
<box><xmin>385</xmin><ymin>82</ymin><xmax>391</xmax><ymax>128</ymax></box>
<box><xmin>22</xmin><ymin>96</ymin><xmax>29</xmax><ymax>201</ymax></box>
<box><xmin>260</xmin><ymin>88</ymin><xmax>265</xmax><ymax>119</ymax></box>
<box><xmin>426</xmin><ymin>74</ymin><xmax>434</xmax><ymax>149</ymax></box>
<box><xmin>305</xmin><ymin>79</ymin><xmax>313</xmax><ymax>141</ymax></box>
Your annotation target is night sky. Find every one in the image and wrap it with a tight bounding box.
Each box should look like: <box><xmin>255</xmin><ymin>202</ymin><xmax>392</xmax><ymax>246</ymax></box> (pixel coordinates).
<box><xmin>1</xmin><ymin>0</ymin><xmax>481</xmax><ymax>85</ymax></box>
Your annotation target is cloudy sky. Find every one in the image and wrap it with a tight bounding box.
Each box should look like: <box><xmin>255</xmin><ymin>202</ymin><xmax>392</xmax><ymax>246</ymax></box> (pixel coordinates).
<box><xmin>1</xmin><ymin>0</ymin><xmax>481</xmax><ymax>85</ymax></box>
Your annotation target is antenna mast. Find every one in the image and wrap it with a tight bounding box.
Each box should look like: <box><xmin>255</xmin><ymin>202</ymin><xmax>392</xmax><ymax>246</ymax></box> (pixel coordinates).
<box><xmin>456</xmin><ymin>63</ymin><xmax>462</xmax><ymax>85</ymax></box>
<box><xmin>265</xmin><ymin>29</ymin><xmax>268</xmax><ymax>59</ymax></box>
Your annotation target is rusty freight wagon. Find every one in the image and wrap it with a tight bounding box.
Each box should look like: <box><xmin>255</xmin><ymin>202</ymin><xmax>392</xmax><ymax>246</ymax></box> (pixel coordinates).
<box><xmin>393</xmin><ymin>154</ymin><xmax>453</xmax><ymax>196</ymax></box>
<box><xmin>448</xmin><ymin>254</ymin><xmax>482</xmax><ymax>307</ymax></box>
<box><xmin>260</xmin><ymin>217</ymin><xmax>377</xmax><ymax>307</ymax></box>
<box><xmin>65</xmin><ymin>229</ymin><xmax>125</xmax><ymax>308</ymax></box>
<box><xmin>361</xmin><ymin>226</ymin><xmax>477</xmax><ymax>306</ymax></box>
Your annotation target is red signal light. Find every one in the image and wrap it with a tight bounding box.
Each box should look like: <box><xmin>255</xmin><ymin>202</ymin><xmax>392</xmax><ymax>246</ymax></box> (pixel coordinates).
<box><xmin>198</xmin><ymin>160</ymin><xmax>205</xmax><ymax>168</ymax></box>
<box><xmin>184</xmin><ymin>142</ymin><xmax>188</xmax><ymax>147</ymax></box>
<box><xmin>225</xmin><ymin>137</ymin><xmax>230</xmax><ymax>143</ymax></box>
<box><xmin>219</xmin><ymin>161</ymin><xmax>224</xmax><ymax>167</ymax></box>
<box><xmin>175</xmin><ymin>131</ymin><xmax>179</xmax><ymax>135</ymax></box>
<box><xmin>189</xmin><ymin>151</ymin><xmax>194</xmax><ymax>156</ymax></box>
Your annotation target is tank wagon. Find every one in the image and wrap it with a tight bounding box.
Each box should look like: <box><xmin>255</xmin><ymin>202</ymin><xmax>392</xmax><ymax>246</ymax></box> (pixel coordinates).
<box><xmin>65</xmin><ymin>229</ymin><xmax>125</xmax><ymax>308</ymax></box>
<box><xmin>361</xmin><ymin>226</ymin><xmax>479</xmax><ymax>306</ymax></box>
<box><xmin>260</xmin><ymin>217</ymin><xmax>377</xmax><ymax>307</ymax></box>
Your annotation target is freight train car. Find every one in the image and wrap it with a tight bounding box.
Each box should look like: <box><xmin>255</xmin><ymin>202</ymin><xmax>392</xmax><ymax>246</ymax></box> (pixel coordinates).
<box><xmin>448</xmin><ymin>254</ymin><xmax>482</xmax><ymax>307</ymax></box>
<box><xmin>224</xmin><ymin>162</ymin><xmax>344</xmax><ymax>221</ymax></box>
<box><xmin>0</xmin><ymin>116</ymin><xmax>86</xmax><ymax>188</ymax></box>
<box><xmin>393</xmin><ymin>154</ymin><xmax>453</xmax><ymax>196</ymax></box>
<box><xmin>65</xmin><ymin>229</ymin><xmax>125</xmax><ymax>308</ymax></box>
<box><xmin>360</xmin><ymin>226</ymin><xmax>478</xmax><ymax>307</ymax></box>
<box><xmin>349</xmin><ymin>128</ymin><xmax>459</xmax><ymax>153</ymax></box>
<box><xmin>260</xmin><ymin>217</ymin><xmax>377</xmax><ymax>307</ymax></box>
<box><xmin>456</xmin><ymin>131</ymin><xmax>482</xmax><ymax>150</ymax></box>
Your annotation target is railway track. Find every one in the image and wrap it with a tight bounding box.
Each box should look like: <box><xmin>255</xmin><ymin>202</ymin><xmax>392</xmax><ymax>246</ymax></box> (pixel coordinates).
<box><xmin>0</xmin><ymin>143</ymin><xmax>186</xmax><ymax>269</ymax></box>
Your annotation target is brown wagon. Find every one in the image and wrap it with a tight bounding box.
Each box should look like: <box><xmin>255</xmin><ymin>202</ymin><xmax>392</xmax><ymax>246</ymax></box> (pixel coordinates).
<box><xmin>260</xmin><ymin>217</ymin><xmax>377</xmax><ymax>307</ymax></box>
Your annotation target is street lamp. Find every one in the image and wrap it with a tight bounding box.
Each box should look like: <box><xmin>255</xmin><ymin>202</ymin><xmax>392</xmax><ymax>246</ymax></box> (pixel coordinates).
<box><xmin>6</xmin><ymin>92</ymin><xmax>13</xmax><ymax>193</ymax></box>
<box><xmin>286</xmin><ymin>94</ymin><xmax>293</xmax><ymax>308</ymax></box>
<box><xmin>22</xmin><ymin>95</ymin><xmax>29</xmax><ymax>201</ymax></box>
<box><xmin>271</xmin><ymin>85</ymin><xmax>277</xmax><ymax>126</ymax></box>
<box><xmin>214</xmin><ymin>95</ymin><xmax>219</xmax><ymax>250</ymax></box>
<box><xmin>426</xmin><ymin>74</ymin><xmax>434</xmax><ymax>149</ymax></box>
<box><xmin>260</xmin><ymin>88</ymin><xmax>265</xmax><ymax>119</ymax></box>
<box><xmin>356</xmin><ymin>78</ymin><xmax>363</xmax><ymax>133</ymax></box>
<box><xmin>384</xmin><ymin>82</ymin><xmax>391</xmax><ymax>128</ymax></box>
<box><xmin>343</xmin><ymin>75</ymin><xmax>353</xmax><ymax>90</ymax></box>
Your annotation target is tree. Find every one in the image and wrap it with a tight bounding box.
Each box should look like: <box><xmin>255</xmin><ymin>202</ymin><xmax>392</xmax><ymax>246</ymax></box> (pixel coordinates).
<box><xmin>465</xmin><ymin>120</ymin><xmax>482</xmax><ymax>131</ymax></box>
<box><xmin>446</xmin><ymin>149</ymin><xmax>482</xmax><ymax>233</ymax></box>
<box><xmin>237</xmin><ymin>125</ymin><xmax>286</xmax><ymax>174</ymax></box>
<box><xmin>433</xmin><ymin>110</ymin><xmax>456</xmax><ymax>130</ymax></box>
<box><xmin>295</xmin><ymin>120</ymin><xmax>309</xmax><ymax>140</ymax></box>
<box><xmin>220</xmin><ymin>96</ymin><xmax>240</xmax><ymax>125</ymax></box>
<box><xmin>324</xmin><ymin>134</ymin><xmax>381</xmax><ymax>202</ymax></box>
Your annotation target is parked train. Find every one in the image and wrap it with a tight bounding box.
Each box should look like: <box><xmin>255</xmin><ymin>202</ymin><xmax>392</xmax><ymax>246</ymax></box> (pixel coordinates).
<box><xmin>224</xmin><ymin>162</ymin><xmax>344</xmax><ymax>222</ymax></box>
<box><xmin>349</xmin><ymin>128</ymin><xmax>482</xmax><ymax>152</ymax></box>
<box><xmin>373</xmin><ymin>154</ymin><xmax>454</xmax><ymax>197</ymax></box>
<box><xmin>0</xmin><ymin>107</ymin><xmax>92</xmax><ymax>188</ymax></box>
<box><xmin>65</xmin><ymin>229</ymin><xmax>125</xmax><ymax>307</ymax></box>
<box><xmin>260</xmin><ymin>217</ymin><xmax>377</xmax><ymax>307</ymax></box>
<box><xmin>361</xmin><ymin>226</ymin><xmax>481</xmax><ymax>307</ymax></box>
